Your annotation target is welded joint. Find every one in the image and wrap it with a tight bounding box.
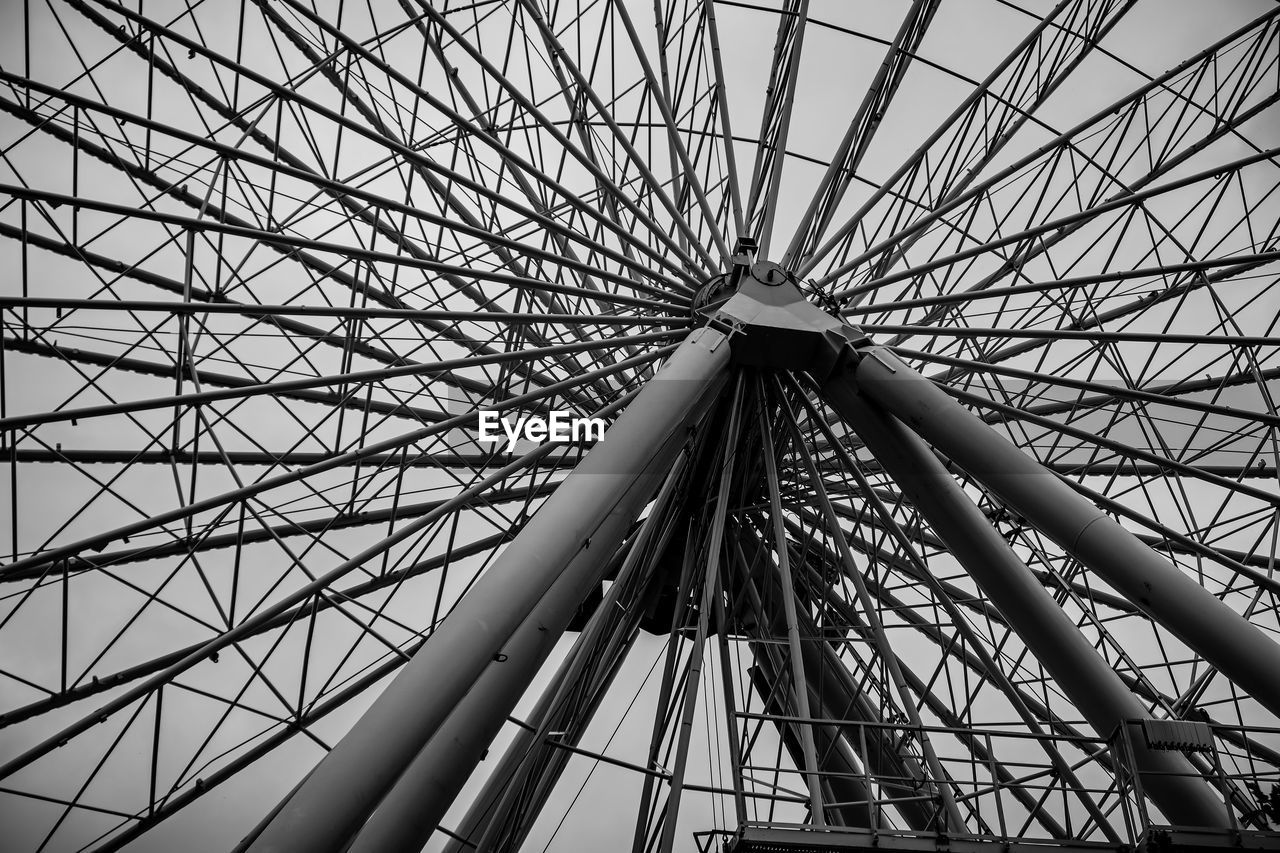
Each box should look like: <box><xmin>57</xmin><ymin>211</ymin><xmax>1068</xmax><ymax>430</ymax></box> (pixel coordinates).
<box><xmin>1069</xmin><ymin>514</ymin><xmax>1109</xmax><ymax>555</ymax></box>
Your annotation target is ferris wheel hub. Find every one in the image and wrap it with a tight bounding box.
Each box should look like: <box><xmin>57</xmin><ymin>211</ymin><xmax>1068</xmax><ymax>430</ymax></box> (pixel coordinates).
<box><xmin>697</xmin><ymin>263</ymin><xmax>868</xmax><ymax>377</ymax></box>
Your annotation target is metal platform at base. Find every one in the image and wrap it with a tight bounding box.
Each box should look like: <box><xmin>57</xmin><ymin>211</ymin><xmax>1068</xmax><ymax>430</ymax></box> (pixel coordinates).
<box><xmin>1141</xmin><ymin>828</ymin><xmax>1280</xmax><ymax>852</ymax></box>
<box><xmin>725</xmin><ymin>825</ymin><xmax>1280</xmax><ymax>853</ymax></box>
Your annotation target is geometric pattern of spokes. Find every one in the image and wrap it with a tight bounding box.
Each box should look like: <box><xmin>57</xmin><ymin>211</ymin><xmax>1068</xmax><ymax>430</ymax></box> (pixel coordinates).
<box><xmin>1</xmin><ymin>1</ymin><xmax>1278</xmax><ymax>851</ymax></box>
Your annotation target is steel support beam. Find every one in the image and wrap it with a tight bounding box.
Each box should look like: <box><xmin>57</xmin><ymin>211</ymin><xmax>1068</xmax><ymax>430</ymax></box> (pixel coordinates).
<box><xmin>758</xmin><ymin>390</ymin><xmax>827</xmax><ymax>823</ymax></box>
<box><xmin>747</xmin><ymin>651</ymin><xmax>875</xmax><ymax>829</ymax></box>
<box><xmin>340</xmin><ymin>547</ymin><xmax>623</xmax><ymax>853</ymax></box>
<box><xmin>441</xmin><ymin>453</ymin><xmax>705</xmax><ymax>853</ymax></box>
<box><xmin>702</xmin><ymin>267</ymin><xmax>1272</xmax><ymax>827</ymax></box>
<box><xmin>444</xmin><ymin>504</ymin><xmax>673</xmax><ymax>853</ymax></box>
<box><xmin>783</xmin><ymin>392</ymin><xmax>965</xmax><ymax>831</ymax></box>
<box><xmin>849</xmin><ymin>346</ymin><xmax>1280</xmax><ymax>722</ymax></box>
<box><xmin>732</xmin><ymin>526</ymin><xmax>937</xmax><ymax>831</ymax></box>
<box><xmin>242</xmin><ymin>327</ymin><xmax>731</xmax><ymax>853</ymax></box>
<box><xmin>656</xmin><ymin>376</ymin><xmax>744</xmax><ymax>853</ymax></box>
<box><xmin>347</xmin><ymin>462</ymin><xmax>684</xmax><ymax>853</ymax></box>
<box><xmin>817</xmin><ymin>372</ymin><xmax>1230</xmax><ymax>827</ymax></box>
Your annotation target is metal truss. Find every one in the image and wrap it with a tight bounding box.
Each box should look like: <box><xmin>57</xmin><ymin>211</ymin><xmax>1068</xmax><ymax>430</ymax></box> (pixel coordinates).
<box><xmin>1</xmin><ymin>2</ymin><xmax>1279</xmax><ymax>853</ymax></box>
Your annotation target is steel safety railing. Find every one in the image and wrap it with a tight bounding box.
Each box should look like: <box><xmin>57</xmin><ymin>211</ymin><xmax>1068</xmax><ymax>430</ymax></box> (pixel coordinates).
<box><xmin>722</xmin><ymin>715</ymin><xmax>1280</xmax><ymax>851</ymax></box>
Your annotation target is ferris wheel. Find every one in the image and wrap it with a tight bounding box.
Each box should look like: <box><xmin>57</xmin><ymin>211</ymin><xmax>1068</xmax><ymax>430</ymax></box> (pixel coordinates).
<box><xmin>1</xmin><ymin>1</ymin><xmax>1280</xmax><ymax>851</ymax></box>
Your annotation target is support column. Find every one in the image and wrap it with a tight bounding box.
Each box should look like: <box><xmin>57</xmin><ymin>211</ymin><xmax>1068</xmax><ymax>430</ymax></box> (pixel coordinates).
<box><xmin>243</xmin><ymin>327</ymin><xmax>732</xmax><ymax>853</ymax></box>
<box><xmin>654</xmin><ymin>376</ymin><xmax>744</xmax><ymax>853</ymax></box>
<box><xmin>343</xmin><ymin>559</ymin><xmax>590</xmax><ymax>852</ymax></box>
<box><xmin>746</xmin><ymin>654</ymin><xmax>875</xmax><ymax>829</ymax></box>
<box><xmin>757</xmin><ymin>389</ymin><xmax>827</xmax><ymax>824</ymax></box>
<box><xmin>819</xmin><ymin>374</ymin><xmax>1229</xmax><ymax>827</ymax></box>
<box><xmin>850</xmin><ymin>345</ymin><xmax>1280</xmax><ymax>721</ymax></box>
<box><xmin>440</xmin><ymin>476</ymin><xmax>687</xmax><ymax>853</ymax></box>
<box><xmin>732</xmin><ymin>526</ymin><xmax>938</xmax><ymax>830</ymax></box>
<box><xmin>705</xmin><ymin>268</ymin><xmax>1243</xmax><ymax>826</ymax></box>
<box><xmin>359</xmin><ymin>458</ymin><xmax>686</xmax><ymax>853</ymax></box>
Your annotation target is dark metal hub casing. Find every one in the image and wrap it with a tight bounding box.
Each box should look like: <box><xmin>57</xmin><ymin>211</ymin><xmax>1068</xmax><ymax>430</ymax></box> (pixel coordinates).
<box><xmin>701</xmin><ymin>259</ymin><xmax>867</xmax><ymax>380</ymax></box>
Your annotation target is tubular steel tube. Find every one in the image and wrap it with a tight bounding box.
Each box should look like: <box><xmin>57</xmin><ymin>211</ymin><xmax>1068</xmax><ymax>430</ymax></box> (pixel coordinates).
<box><xmin>851</xmin><ymin>345</ymin><xmax>1280</xmax><ymax>723</ymax></box>
<box><xmin>783</xmin><ymin>390</ymin><xmax>965</xmax><ymax>831</ymax></box>
<box><xmin>455</xmin><ymin>440</ymin><xmax>701</xmax><ymax>850</ymax></box>
<box><xmin>818</xmin><ymin>368</ymin><xmax>1230</xmax><ymax>827</ymax></box>
<box><xmin>757</xmin><ymin>391</ymin><xmax>827</xmax><ymax>823</ymax></box>
<box><xmin>732</xmin><ymin>526</ymin><xmax>937</xmax><ymax>830</ymax></box>
<box><xmin>347</xmin><ymin>462</ymin><xmax>686</xmax><ymax>853</ymax></box>
<box><xmin>443</xmin><ymin>455</ymin><xmax>695</xmax><ymax>853</ymax></box>
<box><xmin>746</xmin><ymin>652</ymin><xmax>875</xmax><ymax>829</ymax></box>
<box><xmin>655</xmin><ymin>376</ymin><xmax>745</xmax><ymax>853</ymax></box>
<box><xmin>343</xmin><ymin>555</ymin><xmax>618</xmax><ymax>853</ymax></box>
<box><xmin>244</xmin><ymin>327</ymin><xmax>732</xmax><ymax>853</ymax></box>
